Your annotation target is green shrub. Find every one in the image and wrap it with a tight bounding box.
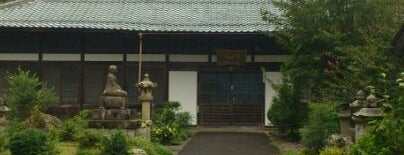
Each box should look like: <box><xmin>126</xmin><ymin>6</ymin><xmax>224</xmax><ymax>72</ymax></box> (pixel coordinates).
<box><xmin>0</xmin><ymin>131</ymin><xmax>9</xmax><ymax>152</ymax></box>
<box><xmin>102</xmin><ymin>130</ymin><xmax>130</xmax><ymax>155</ymax></box>
<box><xmin>152</xmin><ymin>101</ymin><xmax>191</xmax><ymax>145</ymax></box>
<box><xmin>5</xmin><ymin>68</ymin><xmax>58</xmax><ymax>121</ymax></box>
<box><xmin>9</xmin><ymin>128</ymin><xmax>56</xmax><ymax>155</ymax></box>
<box><xmin>267</xmin><ymin>77</ymin><xmax>306</xmax><ymax>141</ymax></box>
<box><xmin>300</xmin><ymin>103</ymin><xmax>339</xmax><ymax>155</ymax></box>
<box><xmin>76</xmin><ymin>129</ymin><xmax>106</xmax><ymax>149</ymax></box>
<box><xmin>319</xmin><ymin>146</ymin><xmax>344</xmax><ymax>155</ymax></box>
<box><xmin>58</xmin><ymin>110</ymin><xmax>90</xmax><ymax>141</ymax></box>
<box><xmin>4</xmin><ymin>121</ymin><xmax>24</xmax><ymax>138</ymax></box>
<box><xmin>128</xmin><ymin>137</ymin><xmax>172</xmax><ymax>155</ymax></box>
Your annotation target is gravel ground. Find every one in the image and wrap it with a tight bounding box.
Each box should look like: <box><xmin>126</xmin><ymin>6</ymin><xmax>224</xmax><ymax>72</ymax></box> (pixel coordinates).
<box><xmin>168</xmin><ymin>127</ymin><xmax>303</xmax><ymax>155</ymax></box>
<box><xmin>269</xmin><ymin>131</ymin><xmax>303</xmax><ymax>153</ymax></box>
<box><xmin>275</xmin><ymin>138</ymin><xmax>303</xmax><ymax>153</ymax></box>
<box><xmin>178</xmin><ymin>132</ymin><xmax>280</xmax><ymax>155</ymax></box>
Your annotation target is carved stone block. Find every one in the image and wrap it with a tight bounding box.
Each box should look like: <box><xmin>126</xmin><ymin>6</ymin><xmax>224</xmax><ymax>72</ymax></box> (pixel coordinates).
<box><xmin>91</xmin><ymin>108</ymin><xmax>105</xmax><ymax>120</ymax></box>
<box><xmin>100</xmin><ymin>96</ymin><xmax>127</xmax><ymax>109</ymax></box>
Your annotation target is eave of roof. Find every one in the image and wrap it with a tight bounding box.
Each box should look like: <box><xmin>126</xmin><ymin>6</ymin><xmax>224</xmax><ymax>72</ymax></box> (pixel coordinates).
<box><xmin>0</xmin><ymin>0</ymin><xmax>277</xmax><ymax>33</ymax></box>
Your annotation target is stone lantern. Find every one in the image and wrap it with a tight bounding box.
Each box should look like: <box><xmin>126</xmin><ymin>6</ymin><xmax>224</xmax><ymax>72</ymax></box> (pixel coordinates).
<box><xmin>338</xmin><ymin>90</ymin><xmax>366</xmax><ymax>136</ymax></box>
<box><xmin>137</xmin><ymin>74</ymin><xmax>157</xmax><ymax>142</ymax></box>
<box><xmin>350</xmin><ymin>92</ymin><xmax>383</xmax><ymax>143</ymax></box>
<box><xmin>0</xmin><ymin>97</ymin><xmax>10</xmax><ymax>126</ymax></box>
<box><xmin>137</xmin><ymin>73</ymin><xmax>157</xmax><ymax>120</ymax></box>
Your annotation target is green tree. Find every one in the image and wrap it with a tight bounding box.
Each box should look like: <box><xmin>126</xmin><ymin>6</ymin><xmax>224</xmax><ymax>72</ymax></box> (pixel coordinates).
<box><xmin>262</xmin><ymin>0</ymin><xmax>403</xmax><ymax>153</ymax></box>
<box><xmin>0</xmin><ymin>0</ymin><xmax>13</xmax><ymax>4</ymax></box>
<box><xmin>262</xmin><ymin>0</ymin><xmax>403</xmax><ymax>105</ymax></box>
<box><xmin>300</xmin><ymin>103</ymin><xmax>339</xmax><ymax>154</ymax></box>
<box><xmin>267</xmin><ymin>77</ymin><xmax>305</xmax><ymax>141</ymax></box>
<box><xmin>5</xmin><ymin>68</ymin><xmax>58</xmax><ymax>121</ymax></box>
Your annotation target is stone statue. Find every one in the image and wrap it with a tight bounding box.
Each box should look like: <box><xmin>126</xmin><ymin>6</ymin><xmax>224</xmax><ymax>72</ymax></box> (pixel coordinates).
<box><xmin>102</xmin><ymin>65</ymin><xmax>127</xmax><ymax>96</ymax></box>
<box><xmin>89</xmin><ymin>65</ymin><xmax>138</xmax><ymax>129</ymax></box>
<box><xmin>100</xmin><ymin>65</ymin><xmax>128</xmax><ymax>109</ymax></box>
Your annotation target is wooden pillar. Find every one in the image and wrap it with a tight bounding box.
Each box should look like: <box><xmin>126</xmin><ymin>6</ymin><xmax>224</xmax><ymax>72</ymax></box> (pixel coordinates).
<box><xmin>38</xmin><ymin>32</ymin><xmax>44</xmax><ymax>81</ymax></box>
<box><xmin>79</xmin><ymin>34</ymin><xmax>86</xmax><ymax>109</ymax></box>
<box><xmin>80</xmin><ymin>53</ymin><xmax>85</xmax><ymax>109</ymax></box>
<box><xmin>123</xmin><ymin>52</ymin><xmax>128</xmax><ymax>91</ymax></box>
<box><xmin>250</xmin><ymin>37</ymin><xmax>255</xmax><ymax>63</ymax></box>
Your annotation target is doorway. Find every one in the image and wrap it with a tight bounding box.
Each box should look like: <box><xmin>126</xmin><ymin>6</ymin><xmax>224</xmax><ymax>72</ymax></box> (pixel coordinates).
<box><xmin>198</xmin><ymin>72</ymin><xmax>264</xmax><ymax>125</ymax></box>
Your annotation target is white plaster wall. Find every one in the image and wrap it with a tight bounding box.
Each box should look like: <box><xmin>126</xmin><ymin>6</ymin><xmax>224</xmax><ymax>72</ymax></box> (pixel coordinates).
<box><xmin>0</xmin><ymin>53</ymin><xmax>38</xmax><ymax>61</ymax></box>
<box><xmin>264</xmin><ymin>72</ymin><xmax>282</xmax><ymax>126</ymax></box>
<box><xmin>255</xmin><ymin>55</ymin><xmax>291</xmax><ymax>62</ymax></box>
<box><xmin>127</xmin><ymin>54</ymin><xmax>165</xmax><ymax>62</ymax></box>
<box><xmin>169</xmin><ymin>55</ymin><xmax>208</xmax><ymax>62</ymax></box>
<box><xmin>43</xmin><ymin>54</ymin><xmax>80</xmax><ymax>61</ymax></box>
<box><xmin>85</xmin><ymin>54</ymin><xmax>123</xmax><ymax>61</ymax></box>
<box><xmin>211</xmin><ymin>55</ymin><xmax>252</xmax><ymax>62</ymax></box>
<box><xmin>168</xmin><ymin>71</ymin><xmax>198</xmax><ymax>125</ymax></box>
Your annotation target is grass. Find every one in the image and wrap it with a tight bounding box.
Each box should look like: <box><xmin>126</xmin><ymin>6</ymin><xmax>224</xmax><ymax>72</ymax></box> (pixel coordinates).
<box><xmin>56</xmin><ymin>142</ymin><xmax>79</xmax><ymax>155</ymax></box>
<box><xmin>0</xmin><ymin>142</ymin><xmax>79</xmax><ymax>155</ymax></box>
<box><xmin>281</xmin><ymin>150</ymin><xmax>300</xmax><ymax>155</ymax></box>
<box><xmin>0</xmin><ymin>150</ymin><xmax>10</xmax><ymax>155</ymax></box>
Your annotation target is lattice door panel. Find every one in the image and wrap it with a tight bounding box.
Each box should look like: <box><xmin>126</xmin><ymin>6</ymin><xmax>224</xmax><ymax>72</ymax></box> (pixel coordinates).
<box><xmin>198</xmin><ymin>72</ymin><xmax>264</xmax><ymax>125</ymax></box>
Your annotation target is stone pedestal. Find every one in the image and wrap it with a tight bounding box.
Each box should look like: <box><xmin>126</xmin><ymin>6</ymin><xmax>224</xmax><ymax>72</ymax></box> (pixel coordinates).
<box><xmin>100</xmin><ymin>96</ymin><xmax>127</xmax><ymax>109</ymax></box>
<box><xmin>89</xmin><ymin>108</ymin><xmax>140</xmax><ymax>129</ymax></box>
<box><xmin>338</xmin><ymin>109</ymin><xmax>351</xmax><ymax>136</ymax></box>
<box><xmin>142</xmin><ymin>102</ymin><xmax>151</xmax><ymax>120</ymax></box>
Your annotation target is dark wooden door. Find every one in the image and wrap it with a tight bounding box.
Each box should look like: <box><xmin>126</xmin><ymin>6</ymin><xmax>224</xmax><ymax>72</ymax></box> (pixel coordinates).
<box><xmin>198</xmin><ymin>72</ymin><xmax>264</xmax><ymax>125</ymax></box>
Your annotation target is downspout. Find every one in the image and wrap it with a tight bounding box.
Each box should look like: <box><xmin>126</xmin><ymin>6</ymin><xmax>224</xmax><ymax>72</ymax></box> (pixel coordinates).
<box><xmin>138</xmin><ymin>33</ymin><xmax>143</xmax><ymax>83</ymax></box>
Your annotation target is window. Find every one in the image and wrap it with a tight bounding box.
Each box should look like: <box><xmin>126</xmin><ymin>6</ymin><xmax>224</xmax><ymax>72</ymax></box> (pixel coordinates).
<box><xmin>42</xmin><ymin>63</ymin><xmax>80</xmax><ymax>104</ymax></box>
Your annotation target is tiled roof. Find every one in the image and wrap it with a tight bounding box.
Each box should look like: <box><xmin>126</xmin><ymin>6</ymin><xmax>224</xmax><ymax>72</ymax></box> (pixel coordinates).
<box><xmin>0</xmin><ymin>0</ymin><xmax>276</xmax><ymax>32</ymax></box>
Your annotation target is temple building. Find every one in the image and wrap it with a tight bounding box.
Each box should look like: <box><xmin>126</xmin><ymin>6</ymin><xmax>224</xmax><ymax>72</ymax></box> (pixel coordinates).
<box><xmin>0</xmin><ymin>0</ymin><xmax>286</xmax><ymax>126</ymax></box>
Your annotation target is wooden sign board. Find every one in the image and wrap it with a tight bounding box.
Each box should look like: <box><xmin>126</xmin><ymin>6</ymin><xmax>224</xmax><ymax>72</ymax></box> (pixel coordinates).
<box><xmin>216</xmin><ymin>49</ymin><xmax>246</xmax><ymax>65</ymax></box>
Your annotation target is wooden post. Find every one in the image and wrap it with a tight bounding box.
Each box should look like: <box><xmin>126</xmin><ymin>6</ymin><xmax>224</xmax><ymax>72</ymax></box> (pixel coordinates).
<box><xmin>138</xmin><ymin>33</ymin><xmax>143</xmax><ymax>83</ymax></box>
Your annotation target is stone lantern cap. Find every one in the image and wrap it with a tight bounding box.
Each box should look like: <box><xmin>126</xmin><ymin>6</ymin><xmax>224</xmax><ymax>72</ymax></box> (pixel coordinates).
<box><xmin>356</xmin><ymin>90</ymin><xmax>366</xmax><ymax>100</ymax></box>
<box><xmin>137</xmin><ymin>74</ymin><xmax>157</xmax><ymax>88</ymax></box>
<box><xmin>353</xmin><ymin>108</ymin><xmax>383</xmax><ymax>117</ymax></box>
<box><xmin>0</xmin><ymin>106</ymin><xmax>10</xmax><ymax>112</ymax></box>
<box><xmin>350</xmin><ymin>90</ymin><xmax>378</xmax><ymax>108</ymax></box>
<box><xmin>0</xmin><ymin>97</ymin><xmax>10</xmax><ymax>112</ymax></box>
<box><xmin>365</xmin><ymin>94</ymin><xmax>377</xmax><ymax>107</ymax></box>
